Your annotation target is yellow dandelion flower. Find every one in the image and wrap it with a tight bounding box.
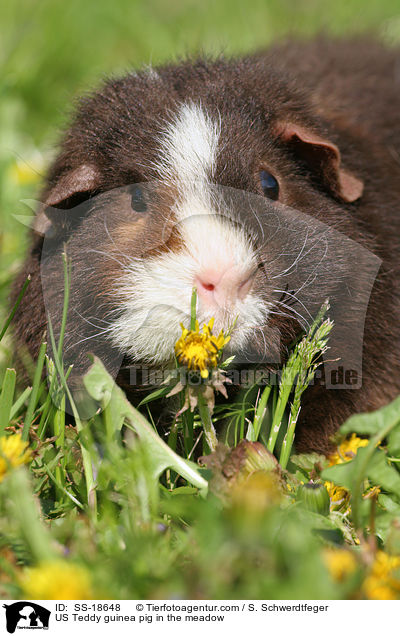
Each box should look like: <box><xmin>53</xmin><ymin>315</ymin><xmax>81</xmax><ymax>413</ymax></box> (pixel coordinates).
<box><xmin>0</xmin><ymin>434</ymin><xmax>31</xmax><ymax>482</ymax></box>
<box><xmin>363</xmin><ymin>485</ymin><xmax>381</xmax><ymax>499</ymax></box>
<box><xmin>363</xmin><ymin>580</ymin><xmax>396</xmax><ymax>600</ymax></box>
<box><xmin>325</xmin><ymin>481</ymin><xmax>349</xmax><ymax>504</ymax></box>
<box><xmin>175</xmin><ymin>319</ymin><xmax>230</xmax><ymax>378</ymax></box>
<box><xmin>325</xmin><ymin>435</ymin><xmax>369</xmax><ymax>510</ymax></box>
<box><xmin>20</xmin><ymin>561</ymin><xmax>94</xmax><ymax>600</ymax></box>
<box><xmin>329</xmin><ymin>433</ymin><xmax>369</xmax><ymax>466</ymax></box>
<box><xmin>323</xmin><ymin>548</ymin><xmax>358</xmax><ymax>582</ymax></box>
<box><xmin>363</xmin><ymin>551</ymin><xmax>400</xmax><ymax>600</ymax></box>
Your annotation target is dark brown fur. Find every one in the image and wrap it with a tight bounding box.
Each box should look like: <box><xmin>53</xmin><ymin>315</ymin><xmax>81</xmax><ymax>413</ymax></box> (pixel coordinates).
<box><xmin>12</xmin><ymin>37</ymin><xmax>400</xmax><ymax>454</ymax></box>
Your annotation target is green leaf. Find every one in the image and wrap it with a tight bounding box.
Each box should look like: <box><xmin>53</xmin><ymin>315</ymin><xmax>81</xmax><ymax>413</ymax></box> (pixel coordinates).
<box><xmin>374</xmin><ymin>513</ymin><xmax>400</xmax><ymax>544</ymax></box>
<box><xmin>138</xmin><ymin>383</ymin><xmax>175</xmax><ymax>407</ymax></box>
<box><xmin>289</xmin><ymin>452</ymin><xmax>327</xmax><ymax>474</ymax></box>
<box><xmin>321</xmin><ymin>460</ymin><xmax>356</xmax><ymax>491</ymax></box>
<box><xmin>378</xmin><ymin>493</ymin><xmax>400</xmax><ymax>515</ymax></box>
<box><xmin>365</xmin><ymin>448</ymin><xmax>400</xmax><ymax>495</ymax></box>
<box><xmin>83</xmin><ymin>357</ymin><xmax>208</xmax><ymax>494</ymax></box>
<box><xmin>4</xmin><ymin>468</ymin><xmax>58</xmax><ymax>563</ymax></box>
<box><xmin>388</xmin><ymin>423</ymin><xmax>400</xmax><ymax>458</ymax></box>
<box><xmin>340</xmin><ymin>394</ymin><xmax>400</xmax><ymax>436</ymax></box>
<box><xmin>167</xmin><ymin>486</ymin><xmax>199</xmax><ymax>496</ymax></box>
<box><xmin>246</xmin><ymin>420</ymin><xmax>256</xmax><ymax>442</ymax></box>
<box><xmin>321</xmin><ymin>445</ymin><xmax>400</xmax><ymax>493</ymax></box>
<box><xmin>220</xmin><ymin>355</ymin><xmax>236</xmax><ymax>369</ymax></box>
<box><xmin>294</xmin><ymin>505</ymin><xmax>344</xmax><ymax>536</ymax></box>
<box><xmin>322</xmin><ymin>445</ymin><xmax>400</xmax><ymax>520</ymax></box>
<box><xmin>0</xmin><ymin>368</ymin><xmax>16</xmax><ymax>434</ymax></box>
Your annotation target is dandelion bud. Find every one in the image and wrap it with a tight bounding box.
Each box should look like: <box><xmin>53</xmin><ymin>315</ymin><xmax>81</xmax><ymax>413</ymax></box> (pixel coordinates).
<box><xmin>241</xmin><ymin>441</ymin><xmax>279</xmax><ymax>476</ymax></box>
<box><xmin>296</xmin><ymin>481</ymin><xmax>330</xmax><ymax>516</ymax></box>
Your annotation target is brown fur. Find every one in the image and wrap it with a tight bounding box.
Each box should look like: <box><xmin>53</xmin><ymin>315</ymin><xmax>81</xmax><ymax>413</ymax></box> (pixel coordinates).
<box><xmin>12</xmin><ymin>37</ymin><xmax>400</xmax><ymax>454</ymax></box>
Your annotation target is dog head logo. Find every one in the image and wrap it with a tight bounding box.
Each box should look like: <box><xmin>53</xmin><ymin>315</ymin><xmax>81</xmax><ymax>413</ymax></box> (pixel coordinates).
<box><xmin>3</xmin><ymin>602</ymin><xmax>50</xmax><ymax>633</ymax></box>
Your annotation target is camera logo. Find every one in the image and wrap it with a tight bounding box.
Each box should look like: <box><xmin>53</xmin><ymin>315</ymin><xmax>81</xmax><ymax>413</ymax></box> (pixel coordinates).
<box><xmin>3</xmin><ymin>602</ymin><xmax>50</xmax><ymax>634</ymax></box>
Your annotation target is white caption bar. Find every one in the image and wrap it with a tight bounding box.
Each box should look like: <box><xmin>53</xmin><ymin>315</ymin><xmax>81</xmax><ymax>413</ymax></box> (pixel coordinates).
<box><xmin>0</xmin><ymin>599</ymin><xmax>386</xmax><ymax>635</ymax></box>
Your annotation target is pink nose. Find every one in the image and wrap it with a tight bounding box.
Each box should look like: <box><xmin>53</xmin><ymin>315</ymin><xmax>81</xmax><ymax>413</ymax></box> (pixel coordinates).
<box><xmin>195</xmin><ymin>266</ymin><xmax>254</xmax><ymax>308</ymax></box>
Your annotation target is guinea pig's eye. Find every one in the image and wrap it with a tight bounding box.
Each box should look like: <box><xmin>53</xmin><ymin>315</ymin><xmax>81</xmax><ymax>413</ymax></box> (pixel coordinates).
<box><xmin>130</xmin><ymin>185</ymin><xmax>148</xmax><ymax>213</ymax></box>
<box><xmin>259</xmin><ymin>170</ymin><xmax>279</xmax><ymax>201</ymax></box>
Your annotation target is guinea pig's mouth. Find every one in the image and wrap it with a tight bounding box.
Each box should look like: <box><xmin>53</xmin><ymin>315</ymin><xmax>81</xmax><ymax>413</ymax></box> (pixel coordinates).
<box><xmin>107</xmin><ymin>285</ymin><xmax>270</xmax><ymax>370</ymax></box>
<box><xmin>105</xmin><ymin>196</ymin><xmax>270</xmax><ymax>367</ymax></box>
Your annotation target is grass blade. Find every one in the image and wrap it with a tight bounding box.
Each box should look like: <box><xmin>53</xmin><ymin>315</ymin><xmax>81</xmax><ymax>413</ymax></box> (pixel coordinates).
<box><xmin>249</xmin><ymin>384</ymin><xmax>272</xmax><ymax>442</ymax></box>
<box><xmin>6</xmin><ymin>468</ymin><xmax>58</xmax><ymax>562</ymax></box>
<box><xmin>10</xmin><ymin>386</ymin><xmax>32</xmax><ymax>420</ymax></box>
<box><xmin>0</xmin><ymin>368</ymin><xmax>17</xmax><ymax>434</ymax></box>
<box><xmin>58</xmin><ymin>251</ymin><xmax>71</xmax><ymax>360</ymax></box>
<box><xmin>190</xmin><ymin>286</ymin><xmax>197</xmax><ymax>330</ymax></box>
<box><xmin>0</xmin><ymin>275</ymin><xmax>31</xmax><ymax>344</ymax></box>
<box><xmin>267</xmin><ymin>356</ymin><xmax>299</xmax><ymax>454</ymax></box>
<box><xmin>21</xmin><ymin>341</ymin><xmax>47</xmax><ymax>441</ymax></box>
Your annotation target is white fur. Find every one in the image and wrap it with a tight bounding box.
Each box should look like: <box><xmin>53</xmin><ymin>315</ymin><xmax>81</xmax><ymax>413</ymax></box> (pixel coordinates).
<box><xmin>109</xmin><ymin>247</ymin><xmax>268</xmax><ymax>364</ymax></box>
<box><xmin>142</xmin><ymin>64</ymin><xmax>160</xmax><ymax>81</ymax></box>
<box><xmin>157</xmin><ymin>101</ymin><xmax>220</xmax><ymax>188</ymax></box>
<box><xmin>108</xmin><ymin>103</ymin><xmax>269</xmax><ymax>364</ymax></box>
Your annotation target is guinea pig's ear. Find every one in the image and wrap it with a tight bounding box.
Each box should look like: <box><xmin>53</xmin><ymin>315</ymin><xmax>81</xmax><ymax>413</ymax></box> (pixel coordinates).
<box><xmin>34</xmin><ymin>164</ymin><xmax>101</xmax><ymax>236</ymax></box>
<box><xmin>274</xmin><ymin>122</ymin><xmax>364</xmax><ymax>203</ymax></box>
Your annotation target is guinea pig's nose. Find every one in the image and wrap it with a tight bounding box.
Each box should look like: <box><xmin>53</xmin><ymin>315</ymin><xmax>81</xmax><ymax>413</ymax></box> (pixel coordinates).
<box><xmin>195</xmin><ymin>265</ymin><xmax>255</xmax><ymax>308</ymax></box>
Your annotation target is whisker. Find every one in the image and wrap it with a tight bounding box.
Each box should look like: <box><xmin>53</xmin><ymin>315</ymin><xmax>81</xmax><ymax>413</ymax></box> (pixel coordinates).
<box><xmin>271</xmin><ymin>229</ymin><xmax>329</xmax><ymax>280</ymax></box>
<box><xmin>270</xmin><ymin>228</ymin><xmax>310</xmax><ymax>279</ymax></box>
<box><xmin>273</xmin><ymin>288</ymin><xmax>314</xmax><ymax>321</ymax></box>
<box><xmin>252</xmin><ymin>326</ymin><xmax>268</xmax><ymax>359</ymax></box>
<box><xmin>268</xmin><ymin>297</ymin><xmax>310</xmax><ymax>330</ymax></box>
<box><xmin>64</xmin><ymin>326</ymin><xmax>115</xmax><ymax>353</ymax></box>
<box><xmin>87</xmin><ymin>249</ymin><xmax>128</xmax><ymax>268</ymax></box>
<box><xmin>72</xmin><ymin>309</ymin><xmax>114</xmax><ymax>329</ymax></box>
<box><xmin>267</xmin><ymin>307</ymin><xmax>305</xmax><ymax>323</ymax></box>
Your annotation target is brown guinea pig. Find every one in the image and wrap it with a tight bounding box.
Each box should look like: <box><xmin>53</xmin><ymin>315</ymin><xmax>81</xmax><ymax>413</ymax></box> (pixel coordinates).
<box><xmin>12</xmin><ymin>37</ymin><xmax>400</xmax><ymax>454</ymax></box>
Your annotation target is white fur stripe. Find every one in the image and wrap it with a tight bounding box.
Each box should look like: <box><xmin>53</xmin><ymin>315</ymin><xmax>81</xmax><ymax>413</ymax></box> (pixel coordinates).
<box><xmin>157</xmin><ymin>102</ymin><xmax>220</xmax><ymax>186</ymax></box>
<box><xmin>106</xmin><ymin>103</ymin><xmax>268</xmax><ymax>364</ymax></box>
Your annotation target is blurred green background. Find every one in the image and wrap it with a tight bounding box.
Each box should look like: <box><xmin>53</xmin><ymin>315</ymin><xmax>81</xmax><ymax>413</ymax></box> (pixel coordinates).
<box><xmin>1</xmin><ymin>0</ymin><xmax>400</xmax><ymax>368</ymax></box>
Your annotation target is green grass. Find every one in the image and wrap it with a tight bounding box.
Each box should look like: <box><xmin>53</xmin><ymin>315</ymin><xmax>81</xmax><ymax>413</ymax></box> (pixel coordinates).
<box><xmin>1</xmin><ymin>0</ymin><xmax>400</xmax><ymax>601</ymax></box>
<box><xmin>1</xmin><ymin>265</ymin><xmax>400</xmax><ymax>599</ymax></box>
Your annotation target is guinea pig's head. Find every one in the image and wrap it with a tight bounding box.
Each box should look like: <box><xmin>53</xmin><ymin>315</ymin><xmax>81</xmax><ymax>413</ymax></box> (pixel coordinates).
<box><xmin>38</xmin><ymin>57</ymin><xmax>365</xmax><ymax>378</ymax></box>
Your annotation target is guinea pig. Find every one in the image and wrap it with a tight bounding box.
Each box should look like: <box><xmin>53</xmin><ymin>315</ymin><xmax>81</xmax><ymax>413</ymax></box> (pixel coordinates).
<box><xmin>12</xmin><ymin>37</ymin><xmax>400</xmax><ymax>454</ymax></box>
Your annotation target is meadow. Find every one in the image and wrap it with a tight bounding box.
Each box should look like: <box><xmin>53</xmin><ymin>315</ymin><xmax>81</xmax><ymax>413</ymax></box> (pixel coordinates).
<box><xmin>1</xmin><ymin>0</ymin><xmax>400</xmax><ymax>600</ymax></box>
